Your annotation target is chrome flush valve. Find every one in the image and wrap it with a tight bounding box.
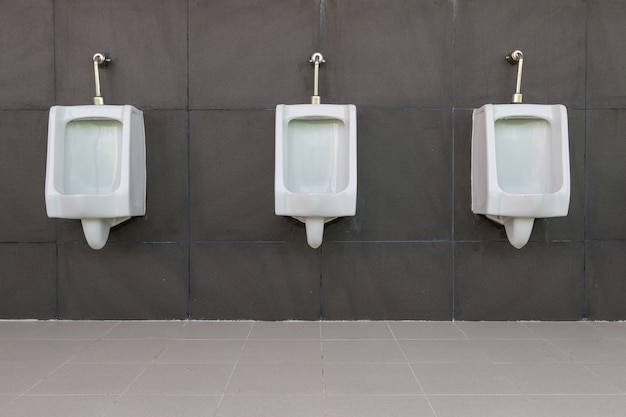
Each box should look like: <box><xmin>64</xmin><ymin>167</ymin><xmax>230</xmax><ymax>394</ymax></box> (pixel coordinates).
<box><xmin>309</xmin><ymin>52</ymin><xmax>325</xmax><ymax>104</ymax></box>
<box><xmin>92</xmin><ymin>52</ymin><xmax>111</xmax><ymax>105</ymax></box>
<box><xmin>506</xmin><ymin>50</ymin><xmax>524</xmax><ymax>104</ymax></box>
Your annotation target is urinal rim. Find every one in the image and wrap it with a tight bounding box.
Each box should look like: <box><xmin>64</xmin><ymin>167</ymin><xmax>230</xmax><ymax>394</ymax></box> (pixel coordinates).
<box><xmin>45</xmin><ymin>104</ymin><xmax>145</xmax><ymax>218</ymax></box>
<box><xmin>274</xmin><ymin>103</ymin><xmax>357</xmax><ymax>218</ymax></box>
<box><xmin>471</xmin><ymin>103</ymin><xmax>570</xmax><ymax>218</ymax></box>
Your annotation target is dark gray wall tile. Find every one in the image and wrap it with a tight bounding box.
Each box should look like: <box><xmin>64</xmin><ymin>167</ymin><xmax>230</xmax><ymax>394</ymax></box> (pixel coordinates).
<box><xmin>0</xmin><ymin>0</ymin><xmax>54</xmax><ymax>109</ymax></box>
<box><xmin>58</xmin><ymin>243</ymin><xmax>188</xmax><ymax>319</ymax></box>
<box><xmin>55</xmin><ymin>0</ymin><xmax>187</xmax><ymax>108</ymax></box>
<box><xmin>0</xmin><ymin>111</ymin><xmax>56</xmax><ymax>242</ymax></box>
<box><xmin>189</xmin><ymin>0</ymin><xmax>320</xmax><ymax>109</ymax></box>
<box><xmin>324</xmin><ymin>0</ymin><xmax>452</xmax><ymax>107</ymax></box>
<box><xmin>586</xmin><ymin>110</ymin><xmax>626</xmax><ymax>239</ymax></box>
<box><xmin>586</xmin><ymin>241</ymin><xmax>626</xmax><ymax>320</ymax></box>
<box><xmin>111</xmin><ymin>110</ymin><xmax>189</xmax><ymax>242</ymax></box>
<box><xmin>190</xmin><ymin>110</ymin><xmax>297</xmax><ymax>241</ymax></box>
<box><xmin>587</xmin><ymin>0</ymin><xmax>626</xmax><ymax>108</ymax></box>
<box><xmin>191</xmin><ymin>243</ymin><xmax>321</xmax><ymax>320</ymax></box>
<box><xmin>333</xmin><ymin>108</ymin><xmax>452</xmax><ymax>242</ymax></box>
<box><xmin>322</xmin><ymin>243</ymin><xmax>452</xmax><ymax>320</ymax></box>
<box><xmin>0</xmin><ymin>244</ymin><xmax>56</xmax><ymax>319</ymax></box>
<box><xmin>455</xmin><ymin>242</ymin><xmax>584</xmax><ymax>320</ymax></box>
<box><xmin>455</xmin><ymin>0</ymin><xmax>586</xmax><ymax>109</ymax></box>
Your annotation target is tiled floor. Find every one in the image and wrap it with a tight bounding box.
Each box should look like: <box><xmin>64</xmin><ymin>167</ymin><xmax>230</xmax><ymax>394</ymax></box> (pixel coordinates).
<box><xmin>0</xmin><ymin>321</ymin><xmax>625</xmax><ymax>416</ymax></box>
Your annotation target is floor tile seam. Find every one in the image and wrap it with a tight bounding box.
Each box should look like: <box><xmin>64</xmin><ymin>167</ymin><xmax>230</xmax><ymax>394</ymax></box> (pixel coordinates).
<box><xmin>388</xmin><ymin>322</ymin><xmax>439</xmax><ymax>416</ymax></box>
<box><xmin>578</xmin><ymin>362</ymin><xmax>626</xmax><ymax>395</ymax></box>
<box><xmin>165</xmin><ymin>336</ymin><xmax>252</xmax><ymax>341</ymax></box>
<box><xmin>321</xmin><ymin>336</ymin><xmax>395</xmax><ymax>340</ymax></box>
<box><xmin>404</xmin><ymin>360</ymin><xmax>580</xmax><ymax>365</ymax></box>
<box><xmin>218</xmin><ymin>393</ymin><xmax>327</xmax><ymax>398</ymax></box>
<box><xmin>15</xmin><ymin>354</ymin><xmax>86</xmax><ymax>399</ymax></box>
<box><xmin>110</xmin><ymin>363</ymin><xmax>152</xmax><ymax>392</ymax></box>
<box><xmin>452</xmin><ymin>322</ymin><xmax>470</xmax><ymax>339</ymax></box>
<box><xmin>214</xmin><ymin>324</ymin><xmax>255</xmax><ymax>413</ymax></box>
<box><xmin>247</xmin><ymin>338</ymin><xmax>323</xmax><ymax>341</ymax></box>
<box><xmin>541</xmin><ymin>337</ymin><xmax>594</xmax><ymax>362</ymax></box>
<box><xmin>450</xmin><ymin>333</ymin><xmax>560</xmax><ymax>342</ymax></box>
<box><xmin>99</xmin><ymin>321</ymin><xmax>123</xmax><ymax>339</ymax></box>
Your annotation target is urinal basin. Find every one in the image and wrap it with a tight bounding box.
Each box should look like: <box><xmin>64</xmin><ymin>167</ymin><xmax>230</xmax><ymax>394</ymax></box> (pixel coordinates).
<box><xmin>471</xmin><ymin>103</ymin><xmax>570</xmax><ymax>219</ymax></box>
<box><xmin>275</xmin><ymin>104</ymin><xmax>357</xmax><ymax>218</ymax></box>
<box><xmin>45</xmin><ymin>105</ymin><xmax>146</xmax><ymax>219</ymax></box>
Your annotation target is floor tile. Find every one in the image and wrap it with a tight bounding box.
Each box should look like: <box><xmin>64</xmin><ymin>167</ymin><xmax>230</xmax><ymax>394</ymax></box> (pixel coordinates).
<box><xmin>501</xmin><ymin>362</ymin><xmax>621</xmax><ymax>394</ymax></box>
<box><xmin>388</xmin><ymin>321</ymin><xmax>466</xmax><ymax>340</ymax></box>
<box><xmin>477</xmin><ymin>339</ymin><xmax>573</xmax><ymax>363</ymax></box>
<box><xmin>587</xmin><ymin>322</ymin><xmax>626</xmax><ymax>339</ymax></box>
<box><xmin>127</xmin><ymin>363</ymin><xmax>233</xmax><ymax>395</ymax></box>
<box><xmin>3</xmin><ymin>395</ymin><xmax>114</xmax><ymax>417</ymax></box>
<box><xmin>549</xmin><ymin>338</ymin><xmax>626</xmax><ymax>363</ymax></box>
<box><xmin>248</xmin><ymin>321</ymin><xmax>320</xmax><ymax>340</ymax></box>
<box><xmin>455</xmin><ymin>321</ymin><xmax>538</xmax><ymax>339</ymax></box>
<box><xmin>321</xmin><ymin>321</ymin><xmax>393</xmax><ymax>340</ymax></box>
<box><xmin>584</xmin><ymin>363</ymin><xmax>626</xmax><ymax>392</ymax></box>
<box><xmin>0</xmin><ymin>362</ymin><xmax>59</xmax><ymax>395</ymax></box>
<box><xmin>428</xmin><ymin>395</ymin><xmax>539</xmax><ymax>417</ymax></box>
<box><xmin>227</xmin><ymin>363</ymin><xmax>323</xmax><ymax>395</ymax></box>
<box><xmin>399</xmin><ymin>340</ymin><xmax>490</xmax><ymax>363</ymax></box>
<box><xmin>154</xmin><ymin>340</ymin><xmax>244</xmax><ymax>363</ymax></box>
<box><xmin>411</xmin><ymin>363</ymin><xmax>521</xmax><ymax>395</ymax></box>
<box><xmin>428</xmin><ymin>395</ymin><xmax>626</xmax><ymax>417</ymax></box>
<box><xmin>324</xmin><ymin>395</ymin><xmax>435</xmax><ymax>417</ymax></box>
<box><xmin>323</xmin><ymin>363</ymin><xmax>422</xmax><ymax>395</ymax></box>
<box><xmin>0</xmin><ymin>395</ymin><xmax>15</xmax><ymax>409</ymax></box>
<box><xmin>0</xmin><ymin>321</ymin><xmax>50</xmax><ymax>339</ymax></box>
<box><xmin>28</xmin><ymin>321</ymin><xmax>119</xmax><ymax>340</ymax></box>
<box><xmin>70</xmin><ymin>339</ymin><xmax>169</xmax><ymax>364</ymax></box>
<box><xmin>176</xmin><ymin>321</ymin><xmax>253</xmax><ymax>340</ymax></box>
<box><xmin>240</xmin><ymin>340</ymin><xmax>322</xmax><ymax>363</ymax></box>
<box><xmin>216</xmin><ymin>395</ymin><xmax>324</xmax><ymax>417</ymax></box>
<box><xmin>0</xmin><ymin>320</ymin><xmax>624</xmax><ymax>417</ymax></box>
<box><xmin>102</xmin><ymin>321</ymin><xmax>185</xmax><ymax>340</ymax></box>
<box><xmin>0</xmin><ymin>340</ymin><xmax>91</xmax><ymax>364</ymax></box>
<box><xmin>28</xmin><ymin>363</ymin><xmax>146</xmax><ymax>395</ymax></box>
<box><xmin>523</xmin><ymin>395</ymin><xmax>626</xmax><ymax>417</ymax></box>
<box><xmin>523</xmin><ymin>321</ymin><xmax>603</xmax><ymax>339</ymax></box>
<box><xmin>323</xmin><ymin>340</ymin><xmax>406</xmax><ymax>363</ymax></box>
<box><xmin>106</xmin><ymin>395</ymin><xmax>221</xmax><ymax>417</ymax></box>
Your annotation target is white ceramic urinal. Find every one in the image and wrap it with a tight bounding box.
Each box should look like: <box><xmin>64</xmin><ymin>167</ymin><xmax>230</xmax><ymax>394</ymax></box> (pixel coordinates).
<box><xmin>275</xmin><ymin>104</ymin><xmax>357</xmax><ymax>248</ymax></box>
<box><xmin>471</xmin><ymin>103</ymin><xmax>570</xmax><ymax>248</ymax></box>
<box><xmin>45</xmin><ymin>104</ymin><xmax>146</xmax><ymax>249</ymax></box>
<box><xmin>275</xmin><ymin>53</ymin><xmax>357</xmax><ymax>248</ymax></box>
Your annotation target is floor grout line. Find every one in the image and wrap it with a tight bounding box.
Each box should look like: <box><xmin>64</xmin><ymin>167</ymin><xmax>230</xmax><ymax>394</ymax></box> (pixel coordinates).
<box><xmin>387</xmin><ymin>322</ymin><xmax>440</xmax><ymax>417</ymax></box>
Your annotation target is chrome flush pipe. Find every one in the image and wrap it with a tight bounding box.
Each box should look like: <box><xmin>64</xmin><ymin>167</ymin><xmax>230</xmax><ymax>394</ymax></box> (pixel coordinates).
<box><xmin>92</xmin><ymin>53</ymin><xmax>111</xmax><ymax>105</ymax></box>
<box><xmin>309</xmin><ymin>52</ymin><xmax>325</xmax><ymax>104</ymax></box>
<box><xmin>506</xmin><ymin>50</ymin><xmax>524</xmax><ymax>104</ymax></box>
